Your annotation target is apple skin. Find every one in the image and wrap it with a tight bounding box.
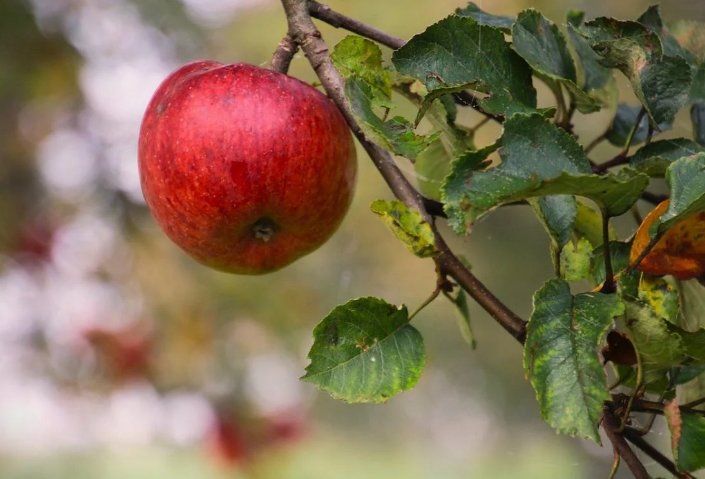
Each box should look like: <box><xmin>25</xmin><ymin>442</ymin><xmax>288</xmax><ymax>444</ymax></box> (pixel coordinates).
<box><xmin>138</xmin><ymin>61</ymin><xmax>356</xmax><ymax>274</ymax></box>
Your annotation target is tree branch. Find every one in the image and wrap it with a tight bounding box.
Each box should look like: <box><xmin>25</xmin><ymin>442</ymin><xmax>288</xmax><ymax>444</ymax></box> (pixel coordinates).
<box><xmin>308</xmin><ymin>0</ymin><xmax>404</xmax><ymax>49</ymax></box>
<box><xmin>270</xmin><ymin>34</ymin><xmax>298</xmax><ymax>73</ymax></box>
<box><xmin>624</xmin><ymin>427</ymin><xmax>696</xmax><ymax>479</ymax></box>
<box><xmin>602</xmin><ymin>406</ymin><xmax>652</xmax><ymax>479</ymax></box>
<box><xmin>281</xmin><ymin>0</ymin><xmax>526</xmax><ymax>343</ymax></box>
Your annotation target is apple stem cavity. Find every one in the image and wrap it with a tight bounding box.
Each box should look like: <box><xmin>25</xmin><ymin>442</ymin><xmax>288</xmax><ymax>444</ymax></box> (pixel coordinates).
<box><xmin>251</xmin><ymin>217</ymin><xmax>279</xmax><ymax>242</ymax></box>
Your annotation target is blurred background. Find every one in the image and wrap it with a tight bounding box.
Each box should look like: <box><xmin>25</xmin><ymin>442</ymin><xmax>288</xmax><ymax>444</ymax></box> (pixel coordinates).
<box><xmin>1</xmin><ymin>0</ymin><xmax>704</xmax><ymax>478</ymax></box>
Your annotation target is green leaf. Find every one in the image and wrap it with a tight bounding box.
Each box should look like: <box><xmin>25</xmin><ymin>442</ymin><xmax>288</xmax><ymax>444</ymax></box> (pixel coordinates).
<box><xmin>441</xmin><ymin>143</ymin><xmax>497</xmax><ymax>234</ymax></box>
<box><xmin>370</xmin><ymin>199</ymin><xmax>438</xmax><ymax>258</ymax></box>
<box><xmin>559</xmin><ymin>237</ymin><xmax>593</xmax><ymax>281</ymax></box>
<box><xmin>691</xmin><ymin>63</ymin><xmax>705</xmax><ymax>103</ymax></box>
<box><xmin>446</xmin><ymin>289</ymin><xmax>475</xmax><ymax>349</ymax></box>
<box><xmin>665</xmin><ymin>401</ymin><xmax>705</xmax><ymax>472</ymax></box>
<box><xmin>454</xmin><ymin>2</ymin><xmax>514</xmax><ymax>32</ymax></box>
<box><xmin>624</xmin><ymin>301</ymin><xmax>685</xmax><ymax>370</ymax></box>
<box><xmin>679</xmin><ymin>279</ymin><xmax>705</xmax><ymax>332</ymax></box>
<box><xmin>513</xmin><ymin>10</ymin><xmax>576</xmax><ymax>82</ymax></box>
<box><xmin>567</xmin><ymin>15</ymin><xmax>614</xmax><ymax>102</ymax></box>
<box><xmin>581</xmin><ymin>17</ymin><xmax>693</xmax><ymax>125</ymax></box>
<box><xmin>392</xmin><ymin>15</ymin><xmax>537</xmax><ymax>117</ymax></box>
<box><xmin>511</xmin><ymin>10</ymin><xmax>601</xmax><ymax>114</ymax></box>
<box><xmin>346</xmin><ymin>77</ymin><xmax>438</xmax><ymax>159</ymax></box>
<box><xmin>692</xmin><ymin>103</ymin><xmax>705</xmax><ymax>146</ymax></box>
<box><xmin>441</xmin><ymin>114</ymin><xmax>648</xmax><ymax>230</ymax></box>
<box><xmin>303</xmin><ymin>297</ymin><xmax>425</xmax><ymax>403</ymax></box>
<box><xmin>531</xmin><ymin>196</ymin><xmax>577</xmax><ymax>249</ymax></box>
<box><xmin>332</xmin><ymin>36</ymin><xmax>438</xmax><ymax>160</ymax></box>
<box><xmin>630</xmin><ymin>139</ymin><xmax>705</xmax><ymax>176</ymax></box>
<box><xmin>524</xmin><ymin>279</ymin><xmax>623</xmax><ymax>442</ymax></box>
<box><xmin>655</xmin><ymin>153</ymin><xmax>705</xmax><ymax>234</ymax></box>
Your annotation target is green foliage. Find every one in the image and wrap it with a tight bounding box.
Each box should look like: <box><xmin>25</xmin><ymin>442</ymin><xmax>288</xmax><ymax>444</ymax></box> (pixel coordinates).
<box><xmin>392</xmin><ymin>15</ymin><xmax>537</xmax><ymax>117</ymax></box>
<box><xmin>314</xmin><ymin>3</ymin><xmax>705</xmax><ymax>469</ymax></box>
<box><xmin>630</xmin><ymin>139</ymin><xmax>705</xmax><ymax>176</ymax></box>
<box><xmin>303</xmin><ymin>297</ymin><xmax>425</xmax><ymax>403</ymax></box>
<box><xmin>657</xmin><ymin>153</ymin><xmax>705</xmax><ymax>234</ymax></box>
<box><xmin>524</xmin><ymin>279</ymin><xmax>623</xmax><ymax>442</ymax></box>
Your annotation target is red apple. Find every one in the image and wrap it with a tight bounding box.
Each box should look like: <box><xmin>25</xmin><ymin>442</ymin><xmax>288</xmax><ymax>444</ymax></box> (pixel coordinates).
<box><xmin>138</xmin><ymin>61</ymin><xmax>356</xmax><ymax>274</ymax></box>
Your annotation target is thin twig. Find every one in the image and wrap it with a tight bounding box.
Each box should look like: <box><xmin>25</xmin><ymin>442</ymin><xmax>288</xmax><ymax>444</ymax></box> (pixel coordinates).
<box><xmin>602</xmin><ymin>406</ymin><xmax>652</xmax><ymax>479</ymax></box>
<box><xmin>308</xmin><ymin>0</ymin><xmax>504</xmax><ymax>123</ymax></box>
<box><xmin>308</xmin><ymin>0</ymin><xmax>404</xmax><ymax>49</ymax></box>
<box><xmin>585</xmin><ymin>132</ymin><xmax>608</xmax><ymax>154</ymax></box>
<box><xmin>270</xmin><ymin>34</ymin><xmax>298</xmax><ymax>73</ymax></box>
<box><xmin>624</xmin><ymin>427</ymin><xmax>696</xmax><ymax>479</ymax></box>
<box><xmin>281</xmin><ymin>0</ymin><xmax>526</xmax><ymax>343</ymax></box>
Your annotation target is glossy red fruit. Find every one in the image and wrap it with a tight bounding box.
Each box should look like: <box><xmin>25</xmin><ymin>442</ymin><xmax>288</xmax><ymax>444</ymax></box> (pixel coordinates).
<box><xmin>138</xmin><ymin>61</ymin><xmax>356</xmax><ymax>274</ymax></box>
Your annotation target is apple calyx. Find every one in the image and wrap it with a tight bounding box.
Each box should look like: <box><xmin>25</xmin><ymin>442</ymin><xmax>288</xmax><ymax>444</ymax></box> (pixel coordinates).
<box><xmin>251</xmin><ymin>217</ymin><xmax>279</xmax><ymax>243</ymax></box>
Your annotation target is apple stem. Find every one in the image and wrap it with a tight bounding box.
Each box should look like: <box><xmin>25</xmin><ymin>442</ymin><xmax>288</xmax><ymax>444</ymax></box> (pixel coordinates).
<box><xmin>251</xmin><ymin>218</ymin><xmax>279</xmax><ymax>242</ymax></box>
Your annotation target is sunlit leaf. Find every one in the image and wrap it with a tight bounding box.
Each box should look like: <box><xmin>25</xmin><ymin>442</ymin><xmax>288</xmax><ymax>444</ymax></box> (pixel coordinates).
<box><xmin>370</xmin><ymin>199</ymin><xmax>438</xmax><ymax>258</ymax></box>
<box><xmin>560</xmin><ymin>237</ymin><xmax>593</xmax><ymax>281</ymax></box>
<box><xmin>333</xmin><ymin>36</ymin><xmax>438</xmax><ymax>159</ymax></box>
<box><xmin>303</xmin><ymin>297</ymin><xmax>425</xmax><ymax>403</ymax></box>
<box><xmin>524</xmin><ymin>279</ymin><xmax>623</xmax><ymax>443</ymax></box>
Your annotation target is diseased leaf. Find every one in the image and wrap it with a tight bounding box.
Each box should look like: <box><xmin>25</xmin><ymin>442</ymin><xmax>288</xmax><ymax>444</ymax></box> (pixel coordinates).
<box><xmin>669</xmin><ymin>20</ymin><xmax>705</xmax><ymax>61</ymax></box>
<box><xmin>638</xmin><ymin>275</ymin><xmax>679</xmax><ymax>323</ymax></box>
<box><xmin>455</xmin><ymin>2</ymin><xmax>514</xmax><ymax>32</ymax></box>
<box><xmin>441</xmin><ymin>114</ymin><xmax>648</xmax><ymax>231</ymax></box>
<box><xmin>637</xmin><ymin>5</ymin><xmax>694</xmax><ymax>61</ymax></box>
<box><xmin>624</xmin><ymin>300</ymin><xmax>686</xmax><ymax>370</ymax></box>
<box><xmin>303</xmin><ymin>297</ymin><xmax>425</xmax><ymax>403</ymax></box>
<box><xmin>370</xmin><ymin>199</ymin><xmax>438</xmax><ymax>258</ymax></box>
<box><xmin>524</xmin><ymin>279</ymin><xmax>623</xmax><ymax>443</ymax></box>
<box><xmin>392</xmin><ymin>15</ymin><xmax>537</xmax><ymax>117</ymax></box>
<box><xmin>559</xmin><ymin>237</ymin><xmax>593</xmax><ymax>281</ymax></box>
<box><xmin>512</xmin><ymin>9</ymin><xmax>600</xmax><ymax>113</ymax></box>
<box><xmin>665</xmin><ymin>401</ymin><xmax>705</xmax><ymax>472</ymax></box>
<box><xmin>630</xmin><ymin>139</ymin><xmax>705</xmax><ymax>176</ymax></box>
<box><xmin>630</xmin><ymin>198</ymin><xmax>705</xmax><ymax>280</ymax></box>
<box><xmin>581</xmin><ymin>17</ymin><xmax>693</xmax><ymax>125</ymax></box>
